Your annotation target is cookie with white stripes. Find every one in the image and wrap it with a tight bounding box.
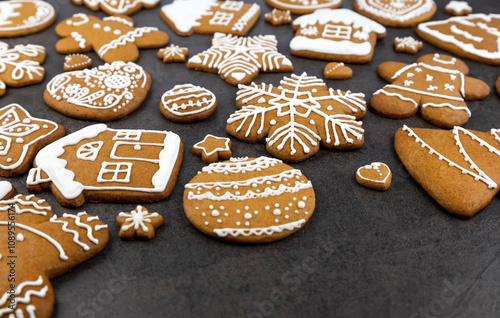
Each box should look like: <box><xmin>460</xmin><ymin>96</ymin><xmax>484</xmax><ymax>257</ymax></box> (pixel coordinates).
<box><xmin>160</xmin><ymin>84</ymin><xmax>216</xmax><ymax>123</ymax></box>
<box><xmin>0</xmin><ymin>0</ymin><xmax>56</xmax><ymax>37</ymax></box>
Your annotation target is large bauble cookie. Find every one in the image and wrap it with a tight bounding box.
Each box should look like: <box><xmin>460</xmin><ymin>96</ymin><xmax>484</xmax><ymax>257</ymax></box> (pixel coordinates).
<box><xmin>0</xmin><ymin>0</ymin><xmax>56</xmax><ymax>37</ymax></box>
<box><xmin>183</xmin><ymin>157</ymin><xmax>315</xmax><ymax>243</ymax></box>
<box><xmin>354</xmin><ymin>0</ymin><xmax>436</xmax><ymax>27</ymax></box>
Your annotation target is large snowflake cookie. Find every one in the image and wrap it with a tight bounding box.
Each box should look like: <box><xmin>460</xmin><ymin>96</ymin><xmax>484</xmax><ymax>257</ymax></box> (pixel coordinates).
<box><xmin>160</xmin><ymin>0</ymin><xmax>260</xmax><ymax>36</ymax></box>
<box><xmin>0</xmin><ymin>0</ymin><xmax>55</xmax><ymax>37</ymax></box>
<box><xmin>44</xmin><ymin>61</ymin><xmax>151</xmax><ymax>121</ymax></box>
<box><xmin>160</xmin><ymin>84</ymin><xmax>217</xmax><ymax>123</ymax></box>
<box><xmin>370</xmin><ymin>53</ymin><xmax>490</xmax><ymax>129</ymax></box>
<box><xmin>290</xmin><ymin>9</ymin><xmax>387</xmax><ymax>64</ymax></box>
<box><xmin>266</xmin><ymin>0</ymin><xmax>342</xmax><ymax>15</ymax></box>
<box><xmin>353</xmin><ymin>0</ymin><xmax>436</xmax><ymax>27</ymax></box>
<box><xmin>116</xmin><ymin>205</ymin><xmax>163</xmax><ymax>240</ymax></box>
<box><xmin>72</xmin><ymin>0</ymin><xmax>160</xmax><ymax>16</ymax></box>
<box><xmin>187</xmin><ymin>32</ymin><xmax>293</xmax><ymax>86</ymax></box>
<box><xmin>226</xmin><ymin>73</ymin><xmax>366</xmax><ymax>163</ymax></box>
<box><xmin>55</xmin><ymin>14</ymin><xmax>169</xmax><ymax>63</ymax></box>
<box><xmin>26</xmin><ymin>124</ymin><xmax>184</xmax><ymax>207</ymax></box>
<box><xmin>417</xmin><ymin>14</ymin><xmax>500</xmax><ymax>65</ymax></box>
<box><xmin>183</xmin><ymin>157</ymin><xmax>315</xmax><ymax>243</ymax></box>
<box><xmin>0</xmin><ymin>104</ymin><xmax>65</xmax><ymax>177</ymax></box>
<box><xmin>395</xmin><ymin>125</ymin><xmax>500</xmax><ymax>218</ymax></box>
<box><xmin>0</xmin><ymin>194</ymin><xmax>109</xmax><ymax>318</ymax></box>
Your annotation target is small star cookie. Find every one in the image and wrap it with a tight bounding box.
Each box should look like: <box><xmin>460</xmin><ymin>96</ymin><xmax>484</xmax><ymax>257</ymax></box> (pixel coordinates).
<box><xmin>63</xmin><ymin>54</ymin><xmax>92</xmax><ymax>71</ymax></box>
<box><xmin>116</xmin><ymin>205</ymin><xmax>163</xmax><ymax>240</ymax></box>
<box><xmin>157</xmin><ymin>44</ymin><xmax>189</xmax><ymax>63</ymax></box>
<box><xmin>264</xmin><ymin>9</ymin><xmax>292</xmax><ymax>26</ymax></box>
<box><xmin>393</xmin><ymin>36</ymin><xmax>423</xmax><ymax>54</ymax></box>
<box><xmin>193</xmin><ymin>135</ymin><xmax>232</xmax><ymax>164</ymax></box>
<box><xmin>445</xmin><ymin>1</ymin><xmax>472</xmax><ymax>16</ymax></box>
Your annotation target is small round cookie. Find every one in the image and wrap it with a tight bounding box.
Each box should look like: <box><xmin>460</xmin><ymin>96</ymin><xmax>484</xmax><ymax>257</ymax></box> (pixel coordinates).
<box><xmin>160</xmin><ymin>84</ymin><xmax>217</xmax><ymax>123</ymax></box>
<box><xmin>394</xmin><ymin>36</ymin><xmax>423</xmax><ymax>54</ymax></box>
<box><xmin>116</xmin><ymin>205</ymin><xmax>163</xmax><ymax>240</ymax></box>
<box><xmin>63</xmin><ymin>54</ymin><xmax>92</xmax><ymax>71</ymax></box>
<box><xmin>356</xmin><ymin>162</ymin><xmax>392</xmax><ymax>191</ymax></box>
<box><xmin>354</xmin><ymin>0</ymin><xmax>436</xmax><ymax>27</ymax></box>
<box><xmin>192</xmin><ymin>135</ymin><xmax>232</xmax><ymax>164</ymax></box>
<box><xmin>0</xmin><ymin>0</ymin><xmax>56</xmax><ymax>37</ymax></box>
<box><xmin>183</xmin><ymin>157</ymin><xmax>315</xmax><ymax>243</ymax></box>
<box><xmin>445</xmin><ymin>1</ymin><xmax>472</xmax><ymax>16</ymax></box>
<box><xmin>266</xmin><ymin>0</ymin><xmax>342</xmax><ymax>15</ymax></box>
<box><xmin>324</xmin><ymin>62</ymin><xmax>353</xmax><ymax>80</ymax></box>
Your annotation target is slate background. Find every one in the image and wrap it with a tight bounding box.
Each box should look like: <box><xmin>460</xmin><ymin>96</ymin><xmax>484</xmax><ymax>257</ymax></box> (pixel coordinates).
<box><xmin>3</xmin><ymin>0</ymin><xmax>500</xmax><ymax>317</ymax></box>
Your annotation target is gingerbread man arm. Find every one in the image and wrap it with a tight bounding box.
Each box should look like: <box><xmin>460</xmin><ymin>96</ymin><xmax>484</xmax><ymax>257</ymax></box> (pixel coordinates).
<box><xmin>56</xmin><ymin>36</ymin><xmax>92</xmax><ymax>54</ymax></box>
<box><xmin>377</xmin><ymin>61</ymin><xmax>409</xmax><ymax>83</ymax></box>
<box><xmin>463</xmin><ymin>76</ymin><xmax>490</xmax><ymax>100</ymax></box>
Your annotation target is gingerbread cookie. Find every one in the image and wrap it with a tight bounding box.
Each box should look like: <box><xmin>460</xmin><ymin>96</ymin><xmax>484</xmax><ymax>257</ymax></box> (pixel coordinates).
<box><xmin>55</xmin><ymin>14</ymin><xmax>169</xmax><ymax>63</ymax></box>
<box><xmin>445</xmin><ymin>1</ymin><xmax>472</xmax><ymax>16</ymax></box>
<box><xmin>63</xmin><ymin>54</ymin><xmax>92</xmax><ymax>71</ymax></box>
<box><xmin>0</xmin><ymin>104</ymin><xmax>65</xmax><ymax>177</ymax></box>
<box><xmin>45</xmin><ymin>61</ymin><xmax>151</xmax><ymax>121</ymax></box>
<box><xmin>394</xmin><ymin>36</ymin><xmax>423</xmax><ymax>54</ymax></box>
<box><xmin>226</xmin><ymin>73</ymin><xmax>366</xmax><ymax>163</ymax></box>
<box><xmin>395</xmin><ymin>125</ymin><xmax>500</xmax><ymax>218</ymax></box>
<box><xmin>0</xmin><ymin>195</ymin><xmax>109</xmax><ymax>317</ymax></box>
<box><xmin>183</xmin><ymin>157</ymin><xmax>315</xmax><ymax>243</ymax></box>
<box><xmin>0</xmin><ymin>0</ymin><xmax>55</xmax><ymax>37</ymax></box>
<box><xmin>26</xmin><ymin>124</ymin><xmax>183</xmax><ymax>207</ymax></box>
<box><xmin>371</xmin><ymin>53</ymin><xmax>490</xmax><ymax>129</ymax></box>
<box><xmin>353</xmin><ymin>0</ymin><xmax>436</xmax><ymax>27</ymax></box>
<box><xmin>187</xmin><ymin>32</ymin><xmax>293</xmax><ymax>86</ymax></box>
<box><xmin>157</xmin><ymin>44</ymin><xmax>189</xmax><ymax>63</ymax></box>
<box><xmin>496</xmin><ymin>75</ymin><xmax>500</xmax><ymax>96</ymax></box>
<box><xmin>0</xmin><ymin>181</ymin><xmax>16</xmax><ymax>199</ymax></box>
<box><xmin>417</xmin><ymin>14</ymin><xmax>500</xmax><ymax>65</ymax></box>
<box><xmin>324</xmin><ymin>62</ymin><xmax>353</xmax><ymax>79</ymax></box>
<box><xmin>116</xmin><ymin>205</ymin><xmax>163</xmax><ymax>240</ymax></box>
<box><xmin>160</xmin><ymin>84</ymin><xmax>217</xmax><ymax>123</ymax></box>
<box><xmin>161</xmin><ymin>0</ymin><xmax>260</xmax><ymax>36</ymax></box>
<box><xmin>290</xmin><ymin>9</ymin><xmax>387</xmax><ymax>64</ymax></box>
<box><xmin>266</xmin><ymin>0</ymin><xmax>342</xmax><ymax>15</ymax></box>
<box><xmin>356</xmin><ymin>162</ymin><xmax>392</xmax><ymax>191</ymax></box>
<box><xmin>264</xmin><ymin>9</ymin><xmax>292</xmax><ymax>26</ymax></box>
<box><xmin>0</xmin><ymin>42</ymin><xmax>46</xmax><ymax>97</ymax></box>
<box><xmin>193</xmin><ymin>135</ymin><xmax>232</xmax><ymax>164</ymax></box>
<box><xmin>72</xmin><ymin>0</ymin><xmax>160</xmax><ymax>16</ymax></box>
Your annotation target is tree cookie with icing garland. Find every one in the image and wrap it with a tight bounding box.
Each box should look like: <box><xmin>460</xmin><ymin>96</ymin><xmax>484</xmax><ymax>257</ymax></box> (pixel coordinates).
<box><xmin>226</xmin><ymin>73</ymin><xmax>366</xmax><ymax>163</ymax></box>
<box><xmin>356</xmin><ymin>162</ymin><xmax>392</xmax><ymax>191</ymax></box>
<box><xmin>0</xmin><ymin>104</ymin><xmax>65</xmax><ymax>177</ymax></box>
<box><xmin>183</xmin><ymin>157</ymin><xmax>315</xmax><ymax>243</ymax></box>
<box><xmin>370</xmin><ymin>53</ymin><xmax>490</xmax><ymax>129</ymax></box>
<box><xmin>45</xmin><ymin>61</ymin><xmax>151</xmax><ymax>121</ymax></box>
<box><xmin>0</xmin><ymin>194</ymin><xmax>109</xmax><ymax>318</ymax></box>
<box><xmin>160</xmin><ymin>84</ymin><xmax>216</xmax><ymax>123</ymax></box>
<box><xmin>72</xmin><ymin>0</ymin><xmax>160</xmax><ymax>16</ymax></box>
<box><xmin>290</xmin><ymin>9</ymin><xmax>387</xmax><ymax>64</ymax></box>
<box><xmin>193</xmin><ymin>135</ymin><xmax>232</xmax><ymax>164</ymax></box>
<box><xmin>0</xmin><ymin>0</ymin><xmax>56</xmax><ymax>37</ymax></box>
<box><xmin>445</xmin><ymin>1</ymin><xmax>472</xmax><ymax>16</ymax></box>
<box><xmin>266</xmin><ymin>0</ymin><xmax>342</xmax><ymax>15</ymax></box>
<box><xmin>117</xmin><ymin>205</ymin><xmax>163</xmax><ymax>240</ymax></box>
<box><xmin>353</xmin><ymin>0</ymin><xmax>436</xmax><ymax>27</ymax></box>
<box><xmin>55</xmin><ymin>14</ymin><xmax>169</xmax><ymax>63</ymax></box>
<box><xmin>395</xmin><ymin>125</ymin><xmax>500</xmax><ymax>218</ymax></box>
<box><xmin>26</xmin><ymin>124</ymin><xmax>183</xmax><ymax>208</ymax></box>
<box><xmin>160</xmin><ymin>0</ymin><xmax>260</xmax><ymax>36</ymax></box>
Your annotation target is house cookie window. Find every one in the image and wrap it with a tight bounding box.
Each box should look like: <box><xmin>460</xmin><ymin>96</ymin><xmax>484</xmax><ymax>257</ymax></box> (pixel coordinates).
<box><xmin>76</xmin><ymin>141</ymin><xmax>103</xmax><ymax>161</ymax></box>
<box><xmin>112</xmin><ymin>131</ymin><xmax>141</xmax><ymax>141</ymax></box>
<box><xmin>220</xmin><ymin>1</ymin><xmax>244</xmax><ymax>11</ymax></box>
<box><xmin>209</xmin><ymin>12</ymin><xmax>234</xmax><ymax>26</ymax></box>
<box><xmin>322</xmin><ymin>25</ymin><xmax>352</xmax><ymax>40</ymax></box>
<box><xmin>97</xmin><ymin>162</ymin><xmax>132</xmax><ymax>183</ymax></box>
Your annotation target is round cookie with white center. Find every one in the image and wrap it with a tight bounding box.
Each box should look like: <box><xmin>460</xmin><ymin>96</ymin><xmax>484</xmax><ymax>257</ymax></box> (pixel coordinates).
<box><xmin>183</xmin><ymin>156</ymin><xmax>315</xmax><ymax>244</ymax></box>
<box><xmin>44</xmin><ymin>61</ymin><xmax>151</xmax><ymax>121</ymax></box>
<box><xmin>160</xmin><ymin>84</ymin><xmax>216</xmax><ymax>123</ymax></box>
<box><xmin>353</xmin><ymin>0</ymin><xmax>437</xmax><ymax>27</ymax></box>
<box><xmin>356</xmin><ymin>162</ymin><xmax>392</xmax><ymax>191</ymax></box>
<box><xmin>0</xmin><ymin>0</ymin><xmax>56</xmax><ymax>37</ymax></box>
<box><xmin>266</xmin><ymin>0</ymin><xmax>342</xmax><ymax>15</ymax></box>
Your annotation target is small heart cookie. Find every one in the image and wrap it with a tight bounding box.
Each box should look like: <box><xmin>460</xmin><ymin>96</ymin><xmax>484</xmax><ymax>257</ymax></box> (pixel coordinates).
<box><xmin>63</xmin><ymin>54</ymin><xmax>92</xmax><ymax>71</ymax></box>
<box><xmin>356</xmin><ymin>162</ymin><xmax>392</xmax><ymax>191</ymax></box>
<box><xmin>324</xmin><ymin>62</ymin><xmax>353</xmax><ymax>80</ymax></box>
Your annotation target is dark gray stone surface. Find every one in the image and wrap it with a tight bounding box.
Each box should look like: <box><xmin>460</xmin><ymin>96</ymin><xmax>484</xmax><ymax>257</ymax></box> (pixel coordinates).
<box><xmin>3</xmin><ymin>0</ymin><xmax>500</xmax><ymax>317</ymax></box>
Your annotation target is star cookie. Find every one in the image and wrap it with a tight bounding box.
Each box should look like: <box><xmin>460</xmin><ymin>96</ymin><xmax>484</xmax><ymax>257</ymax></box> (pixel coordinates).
<box><xmin>116</xmin><ymin>205</ymin><xmax>163</xmax><ymax>240</ymax></box>
<box><xmin>157</xmin><ymin>44</ymin><xmax>189</xmax><ymax>63</ymax></box>
<box><xmin>193</xmin><ymin>135</ymin><xmax>232</xmax><ymax>164</ymax></box>
<box><xmin>393</xmin><ymin>36</ymin><xmax>423</xmax><ymax>54</ymax></box>
<box><xmin>354</xmin><ymin>0</ymin><xmax>437</xmax><ymax>27</ymax></box>
<box><xmin>63</xmin><ymin>54</ymin><xmax>92</xmax><ymax>71</ymax></box>
<box><xmin>445</xmin><ymin>1</ymin><xmax>472</xmax><ymax>16</ymax></box>
<box><xmin>0</xmin><ymin>0</ymin><xmax>56</xmax><ymax>37</ymax></box>
<box><xmin>264</xmin><ymin>9</ymin><xmax>292</xmax><ymax>26</ymax></box>
<box><xmin>323</xmin><ymin>62</ymin><xmax>353</xmax><ymax>80</ymax></box>
<box><xmin>356</xmin><ymin>162</ymin><xmax>392</xmax><ymax>191</ymax></box>
<box><xmin>72</xmin><ymin>0</ymin><xmax>160</xmax><ymax>16</ymax></box>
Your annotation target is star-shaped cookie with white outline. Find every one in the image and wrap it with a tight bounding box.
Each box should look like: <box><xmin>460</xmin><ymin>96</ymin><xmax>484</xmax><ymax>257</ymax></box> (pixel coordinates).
<box><xmin>116</xmin><ymin>205</ymin><xmax>163</xmax><ymax>240</ymax></box>
<box><xmin>157</xmin><ymin>44</ymin><xmax>189</xmax><ymax>63</ymax></box>
<box><xmin>192</xmin><ymin>135</ymin><xmax>232</xmax><ymax>164</ymax></box>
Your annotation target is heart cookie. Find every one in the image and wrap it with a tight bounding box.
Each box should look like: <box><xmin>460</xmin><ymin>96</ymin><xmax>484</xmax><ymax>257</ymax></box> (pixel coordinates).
<box><xmin>324</xmin><ymin>62</ymin><xmax>353</xmax><ymax>80</ymax></box>
<box><xmin>63</xmin><ymin>54</ymin><xmax>92</xmax><ymax>71</ymax></box>
<box><xmin>356</xmin><ymin>162</ymin><xmax>392</xmax><ymax>191</ymax></box>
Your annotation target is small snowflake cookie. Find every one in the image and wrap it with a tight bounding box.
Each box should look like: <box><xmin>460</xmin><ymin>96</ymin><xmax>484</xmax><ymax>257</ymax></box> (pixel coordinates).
<box><xmin>0</xmin><ymin>181</ymin><xmax>17</xmax><ymax>200</ymax></box>
<box><xmin>393</xmin><ymin>36</ymin><xmax>423</xmax><ymax>54</ymax></box>
<box><xmin>370</xmin><ymin>53</ymin><xmax>490</xmax><ymax>129</ymax></box>
<box><xmin>0</xmin><ymin>0</ymin><xmax>56</xmax><ymax>37</ymax></box>
<box><xmin>266</xmin><ymin>0</ymin><xmax>342</xmax><ymax>15</ymax></box>
<box><xmin>445</xmin><ymin>1</ymin><xmax>472</xmax><ymax>16</ymax></box>
<box><xmin>187</xmin><ymin>32</ymin><xmax>293</xmax><ymax>86</ymax></box>
<box><xmin>116</xmin><ymin>205</ymin><xmax>163</xmax><ymax>240</ymax></box>
<box><xmin>354</xmin><ymin>0</ymin><xmax>437</xmax><ymax>27</ymax></box>
<box><xmin>193</xmin><ymin>135</ymin><xmax>232</xmax><ymax>164</ymax></box>
<box><xmin>160</xmin><ymin>84</ymin><xmax>217</xmax><ymax>123</ymax></box>
<box><xmin>183</xmin><ymin>157</ymin><xmax>315</xmax><ymax>243</ymax></box>
<box><xmin>72</xmin><ymin>0</ymin><xmax>160</xmax><ymax>16</ymax></box>
<box><xmin>264</xmin><ymin>9</ymin><xmax>292</xmax><ymax>26</ymax></box>
<box><xmin>157</xmin><ymin>44</ymin><xmax>189</xmax><ymax>63</ymax></box>
<box><xmin>324</xmin><ymin>62</ymin><xmax>353</xmax><ymax>80</ymax></box>
<box><xmin>161</xmin><ymin>0</ymin><xmax>260</xmax><ymax>36</ymax></box>
<box><xmin>356</xmin><ymin>162</ymin><xmax>392</xmax><ymax>191</ymax></box>
<box><xmin>63</xmin><ymin>54</ymin><xmax>92</xmax><ymax>71</ymax></box>
<box><xmin>226</xmin><ymin>73</ymin><xmax>366</xmax><ymax>163</ymax></box>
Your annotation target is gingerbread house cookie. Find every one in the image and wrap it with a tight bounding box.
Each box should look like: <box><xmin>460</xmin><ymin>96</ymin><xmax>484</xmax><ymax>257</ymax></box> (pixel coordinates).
<box><xmin>266</xmin><ymin>0</ymin><xmax>342</xmax><ymax>15</ymax></box>
<box><xmin>0</xmin><ymin>0</ymin><xmax>56</xmax><ymax>37</ymax></box>
<box><xmin>353</xmin><ymin>0</ymin><xmax>437</xmax><ymax>27</ymax></box>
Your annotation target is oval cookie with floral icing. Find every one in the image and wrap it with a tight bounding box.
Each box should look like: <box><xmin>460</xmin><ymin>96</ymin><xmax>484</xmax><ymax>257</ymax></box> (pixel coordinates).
<box><xmin>183</xmin><ymin>156</ymin><xmax>315</xmax><ymax>244</ymax></box>
<box><xmin>0</xmin><ymin>0</ymin><xmax>56</xmax><ymax>37</ymax></box>
<box><xmin>160</xmin><ymin>84</ymin><xmax>217</xmax><ymax>123</ymax></box>
<box><xmin>44</xmin><ymin>61</ymin><xmax>151</xmax><ymax>121</ymax></box>
<box><xmin>356</xmin><ymin>162</ymin><xmax>392</xmax><ymax>191</ymax></box>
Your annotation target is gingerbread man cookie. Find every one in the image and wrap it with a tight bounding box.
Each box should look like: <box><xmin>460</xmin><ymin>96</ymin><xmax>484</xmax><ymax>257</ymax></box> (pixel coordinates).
<box><xmin>157</xmin><ymin>44</ymin><xmax>189</xmax><ymax>63</ymax></box>
<box><xmin>55</xmin><ymin>14</ymin><xmax>169</xmax><ymax>63</ymax></box>
<box><xmin>193</xmin><ymin>135</ymin><xmax>232</xmax><ymax>164</ymax></box>
<box><xmin>393</xmin><ymin>36</ymin><xmax>423</xmax><ymax>54</ymax></box>
<box><xmin>370</xmin><ymin>53</ymin><xmax>490</xmax><ymax>128</ymax></box>
<box><xmin>356</xmin><ymin>162</ymin><xmax>392</xmax><ymax>191</ymax></box>
<box><xmin>0</xmin><ymin>0</ymin><xmax>55</xmax><ymax>37</ymax></box>
<box><xmin>160</xmin><ymin>84</ymin><xmax>217</xmax><ymax>123</ymax></box>
<box><xmin>0</xmin><ymin>194</ymin><xmax>109</xmax><ymax>318</ymax></box>
<box><xmin>353</xmin><ymin>0</ymin><xmax>437</xmax><ymax>27</ymax></box>
<box><xmin>63</xmin><ymin>54</ymin><xmax>92</xmax><ymax>71</ymax></box>
<box><xmin>266</xmin><ymin>0</ymin><xmax>342</xmax><ymax>15</ymax></box>
<box><xmin>226</xmin><ymin>73</ymin><xmax>366</xmax><ymax>163</ymax></box>
<box><xmin>72</xmin><ymin>0</ymin><xmax>160</xmax><ymax>16</ymax></box>
<box><xmin>445</xmin><ymin>1</ymin><xmax>472</xmax><ymax>16</ymax></box>
<box><xmin>264</xmin><ymin>9</ymin><xmax>292</xmax><ymax>26</ymax></box>
<box><xmin>116</xmin><ymin>205</ymin><xmax>163</xmax><ymax>240</ymax></box>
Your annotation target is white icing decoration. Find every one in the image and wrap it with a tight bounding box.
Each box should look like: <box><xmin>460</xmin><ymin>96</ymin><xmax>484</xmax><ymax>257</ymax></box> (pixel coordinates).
<box><xmin>76</xmin><ymin>141</ymin><xmax>104</xmax><ymax>161</ymax></box>
<box><xmin>267</xmin><ymin>0</ymin><xmax>341</xmax><ymax>11</ymax></box>
<box><xmin>16</xmin><ymin>233</ymin><xmax>24</xmax><ymax>241</ymax></box>
<box><xmin>193</xmin><ymin>135</ymin><xmax>231</xmax><ymax>157</ymax></box>
<box><xmin>71</xmin><ymin>32</ymin><xmax>86</xmax><ymax>49</ymax></box>
<box><xmin>97</xmin><ymin>27</ymin><xmax>158</xmax><ymax>59</ymax></box>
<box><xmin>159</xmin><ymin>44</ymin><xmax>188</xmax><ymax>61</ymax></box>
<box><xmin>0</xmin><ymin>276</ymin><xmax>48</xmax><ymax>316</ymax></box>
<box><xmin>0</xmin><ymin>181</ymin><xmax>13</xmax><ymax>198</ymax></box>
<box><xmin>356</xmin><ymin>162</ymin><xmax>391</xmax><ymax>184</ymax></box>
<box><xmin>118</xmin><ymin>205</ymin><xmax>160</xmax><ymax>232</ymax></box>
<box><xmin>445</xmin><ymin>1</ymin><xmax>472</xmax><ymax>15</ymax></box>
<box><xmin>102</xmin><ymin>16</ymin><xmax>133</xmax><ymax>27</ymax></box>
<box><xmin>450</xmin><ymin>25</ymin><xmax>482</xmax><ymax>42</ymax></box>
<box><xmin>50</xmin><ymin>214</ymin><xmax>92</xmax><ymax>251</ymax></box>
<box><xmin>0</xmin><ymin>0</ymin><xmax>55</xmax><ymax>33</ymax></box>
<box><xmin>75</xmin><ymin>0</ymin><xmax>160</xmax><ymax>14</ymax></box>
<box><xmin>0</xmin><ymin>42</ymin><xmax>45</xmax><ymax>85</ymax></box>
<box><xmin>161</xmin><ymin>84</ymin><xmax>216</xmax><ymax>117</ymax></box>
<box><xmin>394</xmin><ymin>36</ymin><xmax>422</xmax><ymax>51</ymax></box>
<box><xmin>355</xmin><ymin>0</ymin><xmax>435</xmax><ymax>22</ymax></box>
<box><xmin>214</xmin><ymin>219</ymin><xmax>306</xmax><ymax>237</ymax></box>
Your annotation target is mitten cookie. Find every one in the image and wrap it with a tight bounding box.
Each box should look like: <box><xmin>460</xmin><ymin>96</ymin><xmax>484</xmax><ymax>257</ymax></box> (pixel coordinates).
<box><xmin>45</xmin><ymin>61</ymin><xmax>151</xmax><ymax>121</ymax></box>
<box><xmin>356</xmin><ymin>162</ymin><xmax>392</xmax><ymax>191</ymax></box>
<box><xmin>0</xmin><ymin>195</ymin><xmax>109</xmax><ymax>318</ymax></box>
<box><xmin>192</xmin><ymin>135</ymin><xmax>232</xmax><ymax>164</ymax></box>
<box><xmin>445</xmin><ymin>1</ymin><xmax>472</xmax><ymax>16</ymax></box>
<box><xmin>187</xmin><ymin>32</ymin><xmax>293</xmax><ymax>86</ymax></box>
<box><xmin>353</xmin><ymin>0</ymin><xmax>436</xmax><ymax>27</ymax></box>
<box><xmin>55</xmin><ymin>14</ymin><xmax>169</xmax><ymax>63</ymax></box>
<box><xmin>266</xmin><ymin>0</ymin><xmax>342</xmax><ymax>14</ymax></box>
<box><xmin>63</xmin><ymin>54</ymin><xmax>92</xmax><ymax>71</ymax></box>
<box><xmin>0</xmin><ymin>181</ymin><xmax>16</xmax><ymax>200</ymax></box>
<box><xmin>116</xmin><ymin>205</ymin><xmax>163</xmax><ymax>240</ymax></box>
<box><xmin>0</xmin><ymin>0</ymin><xmax>55</xmax><ymax>37</ymax></box>
<box><xmin>371</xmin><ymin>53</ymin><xmax>490</xmax><ymax>128</ymax></box>
<box><xmin>226</xmin><ymin>73</ymin><xmax>366</xmax><ymax>163</ymax></box>
<box><xmin>264</xmin><ymin>9</ymin><xmax>292</xmax><ymax>26</ymax></box>
<box><xmin>395</xmin><ymin>125</ymin><xmax>500</xmax><ymax>218</ymax></box>
<box><xmin>72</xmin><ymin>0</ymin><xmax>160</xmax><ymax>16</ymax></box>
<box><xmin>183</xmin><ymin>157</ymin><xmax>315</xmax><ymax>243</ymax></box>
<box><xmin>290</xmin><ymin>9</ymin><xmax>387</xmax><ymax>64</ymax></box>
<box><xmin>0</xmin><ymin>104</ymin><xmax>65</xmax><ymax>177</ymax></box>
<box><xmin>160</xmin><ymin>84</ymin><xmax>216</xmax><ymax>123</ymax></box>
<box><xmin>394</xmin><ymin>36</ymin><xmax>423</xmax><ymax>54</ymax></box>
<box><xmin>324</xmin><ymin>62</ymin><xmax>353</xmax><ymax>80</ymax></box>
<box><xmin>26</xmin><ymin>124</ymin><xmax>183</xmax><ymax>207</ymax></box>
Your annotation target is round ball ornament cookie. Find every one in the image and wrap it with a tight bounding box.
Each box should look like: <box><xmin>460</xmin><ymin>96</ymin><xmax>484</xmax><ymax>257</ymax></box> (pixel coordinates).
<box><xmin>183</xmin><ymin>157</ymin><xmax>315</xmax><ymax>244</ymax></box>
<box><xmin>160</xmin><ymin>84</ymin><xmax>216</xmax><ymax>123</ymax></box>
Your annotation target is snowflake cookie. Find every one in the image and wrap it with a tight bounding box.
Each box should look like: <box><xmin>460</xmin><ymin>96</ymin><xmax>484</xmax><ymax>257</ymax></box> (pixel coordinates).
<box><xmin>354</xmin><ymin>0</ymin><xmax>437</xmax><ymax>27</ymax></box>
<box><xmin>445</xmin><ymin>1</ymin><xmax>472</xmax><ymax>16</ymax></box>
<box><xmin>370</xmin><ymin>53</ymin><xmax>490</xmax><ymax>129</ymax></box>
<box><xmin>183</xmin><ymin>157</ymin><xmax>315</xmax><ymax>243</ymax></box>
<box><xmin>160</xmin><ymin>84</ymin><xmax>217</xmax><ymax>123</ymax></box>
<box><xmin>356</xmin><ymin>162</ymin><xmax>392</xmax><ymax>191</ymax></box>
<box><xmin>0</xmin><ymin>0</ymin><xmax>56</xmax><ymax>37</ymax></box>
<box><xmin>226</xmin><ymin>73</ymin><xmax>366</xmax><ymax>163</ymax></box>
<box><xmin>116</xmin><ymin>205</ymin><xmax>163</xmax><ymax>240</ymax></box>
<box><xmin>72</xmin><ymin>0</ymin><xmax>160</xmax><ymax>16</ymax></box>
<box><xmin>393</xmin><ymin>36</ymin><xmax>423</xmax><ymax>54</ymax></box>
<box><xmin>157</xmin><ymin>44</ymin><xmax>189</xmax><ymax>63</ymax></box>
<box><xmin>264</xmin><ymin>9</ymin><xmax>292</xmax><ymax>26</ymax></box>
<box><xmin>0</xmin><ymin>194</ymin><xmax>109</xmax><ymax>317</ymax></box>
<box><xmin>193</xmin><ymin>135</ymin><xmax>232</xmax><ymax>164</ymax></box>
<box><xmin>63</xmin><ymin>54</ymin><xmax>92</xmax><ymax>71</ymax></box>
<box><xmin>266</xmin><ymin>0</ymin><xmax>342</xmax><ymax>15</ymax></box>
